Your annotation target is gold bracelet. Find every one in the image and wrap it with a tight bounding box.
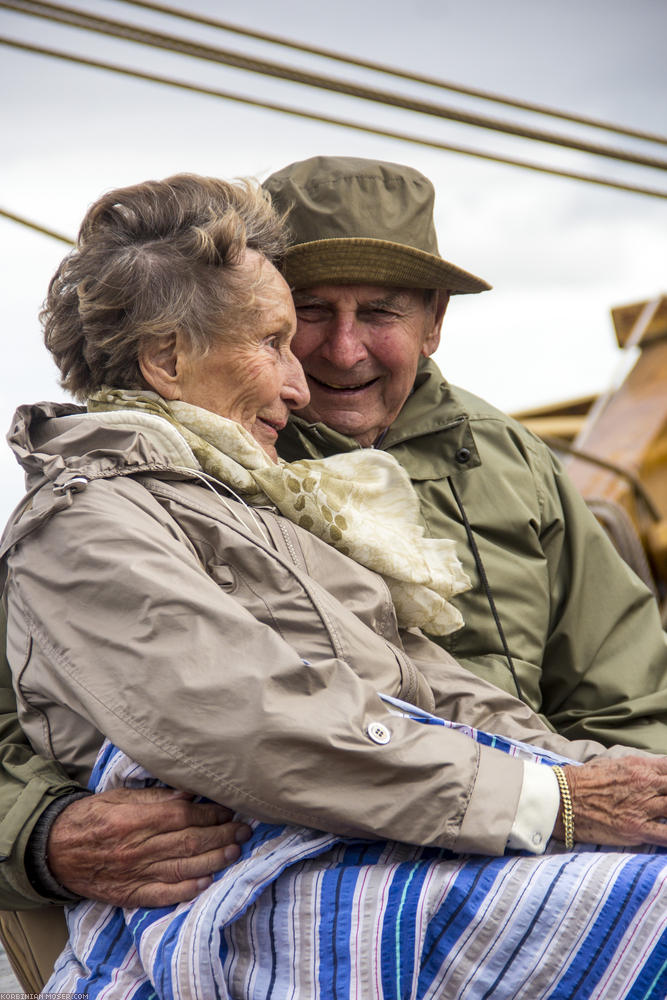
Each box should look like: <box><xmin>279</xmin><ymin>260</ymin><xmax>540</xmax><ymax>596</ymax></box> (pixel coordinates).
<box><xmin>552</xmin><ymin>765</ymin><xmax>575</xmax><ymax>850</ymax></box>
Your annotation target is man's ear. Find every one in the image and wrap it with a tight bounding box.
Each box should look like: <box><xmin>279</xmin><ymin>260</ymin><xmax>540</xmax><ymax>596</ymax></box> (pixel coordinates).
<box><xmin>138</xmin><ymin>334</ymin><xmax>182</xmax><ymax>399</ymax></box>
<box><xmin>421</xmin><ymin>292</ymin><xmax>450</xmax><ymax>357</ymax></box>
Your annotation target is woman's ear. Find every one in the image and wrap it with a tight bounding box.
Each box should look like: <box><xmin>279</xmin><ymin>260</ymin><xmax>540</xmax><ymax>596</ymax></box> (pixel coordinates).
<box><xmin>139</xmin><ymin>335</ymin><xmax>182</xmax><ymax>399</ymax></box>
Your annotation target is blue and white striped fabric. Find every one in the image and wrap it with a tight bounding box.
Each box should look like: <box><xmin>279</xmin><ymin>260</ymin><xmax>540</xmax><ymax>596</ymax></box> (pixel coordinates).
<box><xmin>45</xmin><ymin>720</ymin><xmax>667</xmax><ymax>999</ymax></box>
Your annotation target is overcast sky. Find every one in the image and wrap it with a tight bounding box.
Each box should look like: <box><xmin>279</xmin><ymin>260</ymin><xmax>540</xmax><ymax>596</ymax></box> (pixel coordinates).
<box><xmin>1</xmin><ymin>0</ymin><xmax>666</xmax><ymax>523</ymax></box>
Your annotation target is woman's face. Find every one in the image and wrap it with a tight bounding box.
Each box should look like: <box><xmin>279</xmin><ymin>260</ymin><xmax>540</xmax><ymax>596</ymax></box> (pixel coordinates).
<box><xmin>172</xmin><ymin>254</ymin><xmax>309</xmax><ymax>461</ymax></box>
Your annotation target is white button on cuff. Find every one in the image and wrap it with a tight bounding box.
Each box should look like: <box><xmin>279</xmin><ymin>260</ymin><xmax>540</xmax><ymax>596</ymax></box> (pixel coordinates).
<box><xmin>531</xmin><ymin>832</ymin><xmax>543</xmax><ymax>846</ymax></box>
<box><xmin>367</xmin><ymin>722</ymin><xmax>391</xmax><ymax>745</ymax></box>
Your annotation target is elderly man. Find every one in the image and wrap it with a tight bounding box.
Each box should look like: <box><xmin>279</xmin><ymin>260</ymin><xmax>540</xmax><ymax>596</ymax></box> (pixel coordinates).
<box><xmin>1</xmin><ymin>155</ymin><xmax>667</xmax><ymax>988</ymax></box>
<box><xmin>266</xmin><ymin>155</ymin><xmax>667</xmax><ymax>747</ymax></box>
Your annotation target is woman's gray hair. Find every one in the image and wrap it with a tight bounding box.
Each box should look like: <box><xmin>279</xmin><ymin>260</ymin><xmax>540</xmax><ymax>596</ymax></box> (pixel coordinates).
<box><xmin>42</xmin><ymin>173</ymin><xmax>287</xmax><ymax>399</ymax></box>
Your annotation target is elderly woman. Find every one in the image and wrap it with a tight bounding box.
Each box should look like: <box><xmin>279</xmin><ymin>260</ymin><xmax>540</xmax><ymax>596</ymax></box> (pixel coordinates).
<box><xmin>3</xmin><ymin>173</ymin><xmax>667</xmax><ymax>998</ymax></box>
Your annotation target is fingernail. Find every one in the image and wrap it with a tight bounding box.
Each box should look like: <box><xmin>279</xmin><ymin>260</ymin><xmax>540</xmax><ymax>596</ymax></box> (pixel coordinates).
<box><xmin>224</xmin><ymin>844</ymin><xmax>241</xmax><ymax>863</ymax></box>
<box><xmin>235</xmin><ymin>825</ymin><xmax>252</xmax><ymax>844</ymax></box>
<box><xmin>195</xmin><ymin>876</ymin><xmax>213</xmax><ymax>891</ymax></box>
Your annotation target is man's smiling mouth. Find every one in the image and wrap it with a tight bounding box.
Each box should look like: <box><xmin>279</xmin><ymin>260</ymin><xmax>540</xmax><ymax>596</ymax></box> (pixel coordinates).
<box><xmin>308</xmin><ymin>375</ymin><xmax>380</xmax><ymax>393</ymax></box>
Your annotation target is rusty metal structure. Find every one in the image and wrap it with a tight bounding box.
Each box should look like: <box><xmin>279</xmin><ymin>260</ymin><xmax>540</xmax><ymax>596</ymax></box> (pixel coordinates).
<box><xmin>516</xmin><ymin>294</ymin><xmax>667</xmax><ymax>618</ymax></box>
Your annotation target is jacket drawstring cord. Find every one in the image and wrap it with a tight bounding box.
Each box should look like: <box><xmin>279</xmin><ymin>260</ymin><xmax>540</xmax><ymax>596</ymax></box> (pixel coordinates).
<box><xmin>447</xmin><ymin>476</ymin><xmax>524</xmax><ymax>703</ymax></box>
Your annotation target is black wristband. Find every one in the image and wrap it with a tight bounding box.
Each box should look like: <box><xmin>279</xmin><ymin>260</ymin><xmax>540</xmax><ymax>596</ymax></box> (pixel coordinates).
<box><xmin>26</xmin><ymin>791</ymin><xmax>92</xmax><ymax>902</ymax></box>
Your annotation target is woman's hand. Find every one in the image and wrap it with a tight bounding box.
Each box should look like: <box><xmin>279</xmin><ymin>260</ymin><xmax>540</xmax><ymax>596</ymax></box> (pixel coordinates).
<box><xmin>47</xmin><ymin>788</ymin><xmax>252</xmax><ymax>907</ymax></box>
<box><xmin>553</xmin><ymin>757</ymin><xmax>667</xmax><ymax>848</ymax></box>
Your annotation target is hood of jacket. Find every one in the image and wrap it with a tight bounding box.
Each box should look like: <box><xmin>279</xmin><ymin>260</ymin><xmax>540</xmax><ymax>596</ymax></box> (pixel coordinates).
<box><xmin>7</xmin><ymin>400</ymin><xmax>200</xmax><ymax>496</ymax></box>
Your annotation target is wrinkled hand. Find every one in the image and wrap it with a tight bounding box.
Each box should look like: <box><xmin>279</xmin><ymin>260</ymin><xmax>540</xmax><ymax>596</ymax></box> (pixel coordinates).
<box><xmin>47</xmin><ymin>788</ymin><xmax>252</xmax><ymax>907</ymax></box>
<box><xmin>553</xmin><ymin>757</ymin><xmax>667</xmax><ymax>848</ymax></box>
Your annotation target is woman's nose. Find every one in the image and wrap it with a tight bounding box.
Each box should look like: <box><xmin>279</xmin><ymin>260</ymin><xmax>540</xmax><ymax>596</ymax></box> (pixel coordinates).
<box><xmin>283</xmin><ymin>353</ymin><xmax>310</xmax><ymax>409</ymax></box>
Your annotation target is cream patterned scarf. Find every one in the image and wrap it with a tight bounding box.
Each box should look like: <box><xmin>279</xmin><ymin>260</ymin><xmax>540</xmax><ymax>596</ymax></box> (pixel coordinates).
<box><xmin>88</xmin><ymin>388</ymin><xmax>470</xmax><ymax>635</ymax></box>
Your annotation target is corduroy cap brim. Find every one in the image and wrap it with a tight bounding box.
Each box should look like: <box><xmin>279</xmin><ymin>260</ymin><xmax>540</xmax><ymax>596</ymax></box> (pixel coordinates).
<box><xmin>263</xmin><ymin>155</ymin><xmax>491</xmax><ymax>295</ymax></box>
<box><xmin>282</xmin><ymin>237</ymin><xmax>490</xmax><ymax>294</ymax></box>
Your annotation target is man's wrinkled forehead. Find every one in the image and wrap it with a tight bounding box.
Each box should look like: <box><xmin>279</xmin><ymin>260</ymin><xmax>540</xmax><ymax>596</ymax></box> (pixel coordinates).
<box><xmin>292</xmin><ymin>285</ymin><xmax>433</xmax><ymax>311</ymax></box>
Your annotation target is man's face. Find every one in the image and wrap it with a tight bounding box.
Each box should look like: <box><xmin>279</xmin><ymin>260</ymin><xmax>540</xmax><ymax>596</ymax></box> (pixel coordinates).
<box><xmin>291</xmin><ymin>284</ymin><xmax>447</xmax><ymax>447</ymax></box>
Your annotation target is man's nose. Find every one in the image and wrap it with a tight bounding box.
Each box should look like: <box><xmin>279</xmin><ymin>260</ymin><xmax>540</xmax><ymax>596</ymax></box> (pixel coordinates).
<box><xmin>320</xmin><ymin>317</ymin><xmax>368</xmax><ymax>368</ymax></box>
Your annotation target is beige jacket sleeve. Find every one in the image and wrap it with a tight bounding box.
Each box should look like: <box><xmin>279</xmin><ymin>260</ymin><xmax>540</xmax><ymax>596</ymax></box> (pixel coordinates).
<box><xmin>401</xmin><ymin>627</ymin><xmax>656</xmax><ymax>761</ymax></box>
<box><xmin>4</xmin><ymin>476</ymin><xmax>533</xmax><ymax>856</ymax></box>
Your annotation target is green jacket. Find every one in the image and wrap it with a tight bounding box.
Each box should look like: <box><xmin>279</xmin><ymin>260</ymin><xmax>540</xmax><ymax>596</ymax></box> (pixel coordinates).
<box><xmin>280</xmin><ymin>358</ymin><xmax>667</xmax><ymax>751</ymax></box>
<box><xmin>0</xmin><ymin>609</ymin><xmax>83</xmax><ymax>907</ymax></box>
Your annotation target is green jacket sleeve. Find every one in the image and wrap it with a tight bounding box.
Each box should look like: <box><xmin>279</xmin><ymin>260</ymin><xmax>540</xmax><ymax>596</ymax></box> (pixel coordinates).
<box><xmin>538</xmin><ymin>447</ymin><xmax>667</xmax><ymax>751</ymax></box>
<box><xmin>0</xmin><ymin>605</ymin><xmax>87</xmax><ymax>908</ymax></box>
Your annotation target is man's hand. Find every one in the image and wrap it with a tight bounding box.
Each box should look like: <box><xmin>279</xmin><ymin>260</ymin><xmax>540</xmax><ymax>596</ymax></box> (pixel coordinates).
<box><xmin>47</xmin><ymin>788</ymin><xmax>252</xmax><ymax>907</ymax></box>
<box><xmin>553</xmin><ymin>757</ymin><xmax>667</xmax><ymax>848</ymax></box>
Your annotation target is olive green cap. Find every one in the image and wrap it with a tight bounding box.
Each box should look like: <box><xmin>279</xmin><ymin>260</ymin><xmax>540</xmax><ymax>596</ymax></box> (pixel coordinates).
<box><xmin>263</xmin><ymin>155</ymin><xmax>491</xmax><ymax>294</ymax></box>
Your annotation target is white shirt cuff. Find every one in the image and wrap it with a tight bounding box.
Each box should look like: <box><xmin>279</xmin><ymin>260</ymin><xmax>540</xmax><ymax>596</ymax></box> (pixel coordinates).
<box><xmin>507</xmin><ymin>761</ymin><xmax>560</xmax><ymax>854</ymax></box>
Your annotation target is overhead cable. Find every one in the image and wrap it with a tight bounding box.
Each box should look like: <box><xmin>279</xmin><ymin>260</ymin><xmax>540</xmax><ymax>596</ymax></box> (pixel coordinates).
<box><xmin>0</xmin><ymin>206</ymin><xmax>75</xmax><ymax>244</ymax></box>
<box><xmin>115</xmin><ymin>0</ymin><xmax>667</xmax><ymax>148</ymax></box>
<box><xmin>2</xmin><ymin>36</ymin><xmax>667</xmax><ymax>202</ymax></box>
<box><xmin>4</xmin><ymin>0</ymin><xmax>667</xmax><ymax>173</ymax></box>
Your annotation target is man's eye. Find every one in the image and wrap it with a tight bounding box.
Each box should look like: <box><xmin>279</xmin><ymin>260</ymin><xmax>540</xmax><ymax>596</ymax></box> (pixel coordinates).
<box><xmin>365</xmin><ymin>309</ymin><xmax>396</xmax><ymax>320</ymax></box>
<box><xmin>295</xmin><ymin>307</ymin><xmax>327</xmax><ymax>321</ymax></box>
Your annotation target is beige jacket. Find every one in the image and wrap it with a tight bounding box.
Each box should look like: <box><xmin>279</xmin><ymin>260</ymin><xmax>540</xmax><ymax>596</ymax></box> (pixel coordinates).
<box><xmin>2</xmin><ymin>403</ymin><xmax>630</xmax><ymax>857</ymax></box>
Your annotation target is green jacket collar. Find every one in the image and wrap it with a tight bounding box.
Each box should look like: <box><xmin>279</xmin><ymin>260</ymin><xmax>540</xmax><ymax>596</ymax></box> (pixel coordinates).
<box><xmin>278</xmin><ymin>358</ymin><xmax>481</xmax><ymax>481</ymax></box>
